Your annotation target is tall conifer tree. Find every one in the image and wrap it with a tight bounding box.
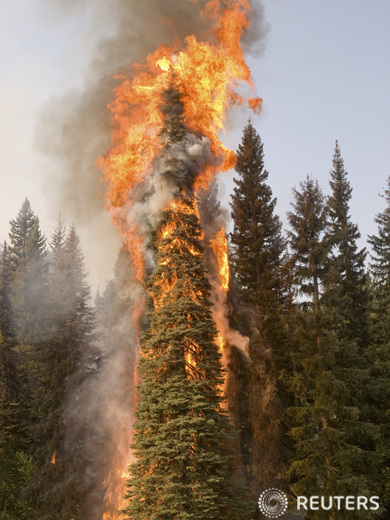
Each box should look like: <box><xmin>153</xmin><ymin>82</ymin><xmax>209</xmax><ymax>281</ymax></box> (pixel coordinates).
<box><xmin>125</xmin><ymin>195</ymin><xmax>252</xmax><ymax>520</ymax></box>
<box><xmin>8</xmin><ymin>200</ymin><xmax>48</xmax><ymax>344</ymax></box>
<box><xmin>368</xmin><ymin>176</ymin><xmax>390</xmax><ymax>517</ymax></box>
<box><xmin>27</xmin><ymin>223</ymin><xmax>95</xmax><ymax>519</ymax></box>
<box><xmin>288</xmin><ymin>170</ymin><xmax>379</xmax><ymax>518</ymax></box>
<box><xmin>287</xmin><ymin>176</ymin><xmax>331</xmax><ymax>504</ymax></box>
<box><xmin>322</xmin><ymin>142</ymin><xmax>378</xmax><ymax>505</ymax></box>
<box><xmin>324</xmin><ymin>141</ymin><xmax>370</xmax><ymax>346</ymax></box>
<box><xmin>124</xmin><ymin>85</ymin><xmax>253</xmax><ymax>520</ymax></box>
<box><xmin>230</xmin><ymin>122</ymin><xmax>290</xmax><ymax>494</ymax></box>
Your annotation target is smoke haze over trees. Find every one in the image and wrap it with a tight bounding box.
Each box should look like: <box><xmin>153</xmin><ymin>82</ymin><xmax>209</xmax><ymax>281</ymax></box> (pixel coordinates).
<box><xmin>1</xmin><ymin>122</ymin><xmax>390</xmax><ymax>518</ymax></box>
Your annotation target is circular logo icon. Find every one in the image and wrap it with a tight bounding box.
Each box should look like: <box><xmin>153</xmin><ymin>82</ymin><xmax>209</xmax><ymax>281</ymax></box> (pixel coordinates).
<box><xmin>258</xmin><ymin>488</ymin><xmax>288</xmax><ymax>518</ymax></box>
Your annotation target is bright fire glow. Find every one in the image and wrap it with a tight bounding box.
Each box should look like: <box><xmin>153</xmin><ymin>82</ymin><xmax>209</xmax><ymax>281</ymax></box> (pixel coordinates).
<box><xmin>98</xmin><ymin>0</ymin><xmax>261</xmax><ymax>280</ymax></box>
<box><xmin>99</xmin><ymin>1</ymin><xmax>259</xmax><ymax>517</ymax></box>
<box><xmin>210</xmin><ymin>226</ymin><xmax>230</xmax><ymax>292</ymax></box>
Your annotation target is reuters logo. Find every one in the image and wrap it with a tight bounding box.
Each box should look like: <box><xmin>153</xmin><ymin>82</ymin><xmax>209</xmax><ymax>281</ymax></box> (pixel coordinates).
<box><xmin>258</xmin><ymin>488</ymin><xmax>288</xmax><ymax>518</ymax></box>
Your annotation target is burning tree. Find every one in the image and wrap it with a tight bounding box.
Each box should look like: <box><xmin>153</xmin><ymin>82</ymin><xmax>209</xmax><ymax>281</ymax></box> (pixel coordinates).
<box><xmin>123</xmin><ymin>195</ymin><xmax>253</xmax><ymax>520</ymax></box>
<box><xmin>96</xmin><ymin>0</ymin><xmax>263</xmax><ymax>515</ymax></box>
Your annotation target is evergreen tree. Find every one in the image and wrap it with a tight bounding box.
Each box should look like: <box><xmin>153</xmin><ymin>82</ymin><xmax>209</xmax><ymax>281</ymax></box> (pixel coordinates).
<box><xmin>8</xmin><ymin>199</ymin><xmax>48</xmax><ymax>347</ymax></box>
<box><xmin>287</xmin><ymin>173</ymin><xmax>379</xmax><ymax>518</ymax></box>
<box><xmin>0</xmin><ymin>242</ymin><xmax>18</xmax><ymax>407</ymax></box>
<box><xmin>229</xmin><ymin>122</ymin><xmax>290</xmax><ymax>495</ymax></box>
<box><xmin>8</xmin><ymin>198</ymin><xmax>46</xmax><ymax>276</ymax></box>
<box><xmin>6</xmin><ymin>200</ymin><xmax>49</xmax><ymax>490</ymax></box>
<box><xmin>26</xmin><ymin>223</ymin><xmax>96</xmax><ymax>519</ymax></box>
<box><xmin>322</xmin><ymin>142</ymin><xmax>378</xmax><ymax>508</ymax></box>
<box><xmin>287</xmin><ymin>175</ymin><xmax>328</xmax><ymax>315</ymax></box>
<box><xmin>287</xmin><ymin>176</ymin><xmax>328</xmax><ymax>503</ymax></box>
<box><xmin>368</xmin><ymin>176</ymin><xmax>390</xmax><ymax>517</ymax></box>
<box><xmin>124</xmin><ymin>195</ymin><xmax>253</xmax><ymax>520</ymax></box>
<box><xmin>0</xmin><ymin>232</ymin><xmax>42</xmax><ymax>519</ymax></box>
<box><xmin>230</xmin><ymin>122</ymin><xmax>285</xmax><ymax>313</ymax></box>
<box><xmin>324</xmin><ymin>141</ymin><xmax>370</xmax><ymax>347</ymax></box>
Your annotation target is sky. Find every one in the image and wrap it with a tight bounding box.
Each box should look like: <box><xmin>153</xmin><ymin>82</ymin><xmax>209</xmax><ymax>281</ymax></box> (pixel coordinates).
<box><xmin>1</xmin><ymin>0</ymin><xmax>389</xmax><ymax>290</ymax></box>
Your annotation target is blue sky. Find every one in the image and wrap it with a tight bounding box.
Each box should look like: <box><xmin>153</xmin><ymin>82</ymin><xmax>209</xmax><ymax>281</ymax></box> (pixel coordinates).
<box><xmin>1</xmin><ymin>0</ymin><xmax>389</xmax><ymax>288</ymax></box>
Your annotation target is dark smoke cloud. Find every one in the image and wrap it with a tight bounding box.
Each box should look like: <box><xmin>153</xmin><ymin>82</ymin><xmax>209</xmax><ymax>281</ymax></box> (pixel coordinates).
<box><xmin>36</xmin><ymin>0</ymin><xmax>268</xmax><ymax>275</ymax></box>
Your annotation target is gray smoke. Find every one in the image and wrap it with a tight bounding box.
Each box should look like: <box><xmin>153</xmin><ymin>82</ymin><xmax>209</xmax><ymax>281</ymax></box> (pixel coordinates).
<box><xmin>124</xmin><ymin>133</ymin><xmax>215</xmax><ymax>269</ymax></box>
<box><xmin>34</xmin><ymin>1</ymin><xmax>267</xmax><ymax>517</ymax></box>
<box><xmin>36</xmin><ymin>0</ymin><xmax>268</xmax><ymax>255</ymax></box>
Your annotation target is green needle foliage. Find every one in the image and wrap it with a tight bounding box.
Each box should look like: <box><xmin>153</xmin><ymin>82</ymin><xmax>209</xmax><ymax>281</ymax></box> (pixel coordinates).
<box><xmin>287</xmin><ymin>151</ymin><xmax>380</xmax><ymax>519</ymax></box>
<box><xmin>124</xmin><ymin>195</ymin><xmax>253</xmax><ymax>520</ymax></box>
<box><xmin>230</xmin><ymin>122</ymin><xmax>291</xmax><ymax>495</ymax></box>
<box><xmin>368</xmin><ymin>175</ymin><xmax>390</xmax><ymax>517</ymax></box>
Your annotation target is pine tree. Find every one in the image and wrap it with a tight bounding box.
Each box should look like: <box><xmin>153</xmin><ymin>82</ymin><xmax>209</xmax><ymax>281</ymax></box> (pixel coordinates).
<box><xmin>6</xmin><ymin>200</ymin><xmax>49</xmax><ymax>492</ymax></box>
<box><xmin>8</xmin><ymin>198</ymin><xmax>46</xmax><ymax>276</ymax></box>
<box><xmin>321</xmin><ymin>142</ymin><xmax>378</xmax><ymax>507</ymax></box>
<box><xmin>0</xmin><ymin>237</ymin><xmax>40</xmax><ymax>520</ymax></box>
<box><xmin>0</xmin><ymin>242</ymin><xmax>17</xmax><ymax>404</ymax></box>
<box><xmin>230</xmin><ymin>122</ymin><xmax>285</xmax><ymax>313</ymax></box>
<box><xmin>8</xmin><ymin>199</ymin><xmax>48</xmax><ymax>347</ymax></box>
<box><xmin>368</xmin><ymin>176</ymin><xmax>390</xmax><ymax>517</ymax></box>
<box><xmin>124</xmin><ymin>195</ymin><xmax>253</xmax><ymax>520</ymax></box>
<box><xmin>26</xmin><ymin>223</ymin><xmax>95</xmax><ymax>519</ymax></box>
<box><xmin>229</xmin><ymin>122</ymin><xmax>290</xmax><ymax>495</ymax></box>
<box><xmin>287</xmin><ymin>175</ymin><xmax>328</xmax><ymax>315</ymax></box>
<box><xmin>0</xmin><ymin>242</ymin><xmax>21</xmax><ymax>453</ymax></box>
<box><xmin>324</xmin><ymin>141</ymin><xmax>370</xmax><ymax>347</ymax></box>
<box><xmin>287</xmin><ymin>172</ymin><xmax>379</xmax><ymax>518</ymax></box>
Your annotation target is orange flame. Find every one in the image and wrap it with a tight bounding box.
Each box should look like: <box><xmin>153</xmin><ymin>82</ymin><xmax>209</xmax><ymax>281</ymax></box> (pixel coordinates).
<box><xmin>210</xmin><ymin>226</ymin><xmax>230</xmax><ymax>292</ymax></box>
<box><xmin>98</xmin><ymin>0</ymin><xmax>261</xmax><ymax>280</ymax></box>
<box><xmin>98</xmin><ymin>1</ymin><xmax>257</xmax><ymax>517</ymax></box>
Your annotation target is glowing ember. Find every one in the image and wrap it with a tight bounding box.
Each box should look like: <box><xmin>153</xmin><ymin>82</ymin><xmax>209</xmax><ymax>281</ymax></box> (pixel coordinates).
<box><xmin>51</xmin><ymin>451</ymin><xmax>56</xmax><ymax>465</ymax></box>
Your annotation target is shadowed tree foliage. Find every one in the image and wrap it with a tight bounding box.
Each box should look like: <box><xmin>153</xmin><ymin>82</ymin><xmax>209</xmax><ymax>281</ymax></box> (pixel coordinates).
<box><xmin>287</xmin><ymin>163</ymin><xmax>379</xmax><ymax>518</ymax></box>
<box><xmin>26</xmin><ymin>223</ymin><xmax>96</xmax><ymax>520</ymax></box>
<box><xmin>0</xmin><ymin>241</ymin><xmax>38</xmax><ymax>520</ymax></box>
<box><xmin>229</xmin><ymin>122</ymin><xmax>291</xmax><ymax>497</ymax></box>
<box><xmin>368</xmin><ymin>175</ymin><xmax>390</xmax><ymax>518</ymax></box>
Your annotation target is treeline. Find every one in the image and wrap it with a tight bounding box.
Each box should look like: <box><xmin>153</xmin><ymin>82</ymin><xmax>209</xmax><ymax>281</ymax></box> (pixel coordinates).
<box><xmin>228</xmin><ymin>122</ymin><xmax>390</xmax><ymax>518</ymax></box>
<box><xmin>0</xmin><ymin>201</ymin><xmax>95</xmax><ymax>518</ymax></box>
<box><xmin>0</xmin><ymin>202</ymin><xmax>137</xmax><ymax>519</ymax></box>
<box><xmin>1</xmin><ymin>123</ymin><xmax>389</xmax><ymax>519</ymax></box>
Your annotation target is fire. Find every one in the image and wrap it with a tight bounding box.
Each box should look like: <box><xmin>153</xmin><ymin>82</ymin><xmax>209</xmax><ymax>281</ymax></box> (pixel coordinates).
<box><xmin>98</xmin><ymin>0</ymin><xmax>261</xmax><ymax>280</ymax></box>
<box><xmin>51</xmin><ymin>451</ymin><xmax>56</xmax><ymax>464</ymax></box>
<box><xmin>154</xmin><ymin>198</ymin><xmax>203</xmax><ymax>311</ymax></box>
<box><xmin>98</xmin><ymin>0</ymin><xmax>258</xmax><ymax>517</ymax></box>
<box><xmin>102</xmin><ymin>470</ymin><xmax>130</xmax><ymax>520</ymax></box>
<box><xmin>210</xmin><ymin>226</ymin><xmax>230</xmax><ymax>292</ymax></box>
